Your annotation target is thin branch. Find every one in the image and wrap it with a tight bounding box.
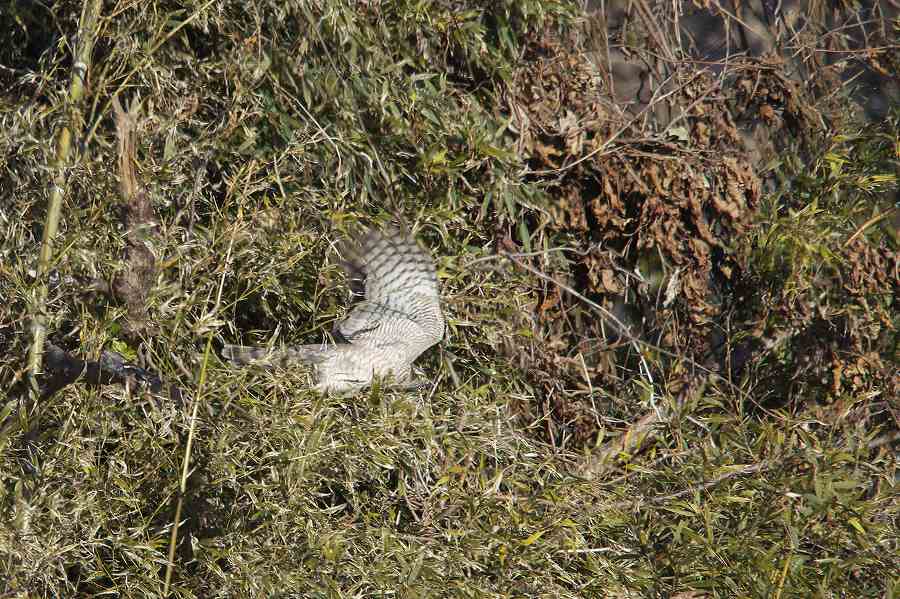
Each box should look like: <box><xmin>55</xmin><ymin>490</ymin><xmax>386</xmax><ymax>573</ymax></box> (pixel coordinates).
<box><xmin>844</xmin><ymin>207</ymin><xmax>897</xmax><ymax>247</ymax></box>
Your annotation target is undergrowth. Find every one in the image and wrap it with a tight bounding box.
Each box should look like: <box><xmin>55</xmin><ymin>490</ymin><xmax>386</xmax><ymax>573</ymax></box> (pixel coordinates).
<box><xmin>0</xmin><ymin>0</ymin><xmax>897</xmax><ymax>596</ymax></box>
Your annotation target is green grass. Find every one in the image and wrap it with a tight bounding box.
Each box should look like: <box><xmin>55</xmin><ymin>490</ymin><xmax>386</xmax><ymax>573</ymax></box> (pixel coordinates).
<box><xmin>1</xmin><ymin>0</ymin><xmax>897</xmax><ymax>596</ymax></box>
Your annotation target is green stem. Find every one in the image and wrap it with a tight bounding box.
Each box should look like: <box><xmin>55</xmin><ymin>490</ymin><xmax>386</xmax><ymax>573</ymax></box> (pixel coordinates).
<box><xmin>26</xmin><ymin>0</ymin><xmax>102</xmax><ymax>399</ymax></box>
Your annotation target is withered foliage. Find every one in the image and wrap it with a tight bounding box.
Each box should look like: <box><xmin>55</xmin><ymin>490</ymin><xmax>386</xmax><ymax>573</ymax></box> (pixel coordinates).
<box><xmin>738</xmin><ymin>228</ymin><xmax>898</xmax><ymax>416</ymax></box>
<box><xmin>495</xmin><ymin>19</ymin><xmax>896</xmax><ymax>447</ymax></box>
<box><xmin>1</xmin><ymin>1</ymin><xmax>896</xmax><ymax>596</ymax></box>
<box><xmin>501</xmin><ymin>31</ymin><xmax>767</xmax><ymax>445</ymax></box>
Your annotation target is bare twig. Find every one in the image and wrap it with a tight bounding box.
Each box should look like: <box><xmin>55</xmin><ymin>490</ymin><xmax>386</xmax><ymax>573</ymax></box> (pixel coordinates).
<box><xmin>844</xmin><ymin>207</ymin><xmax>897</xmax><ymax>247</ymax></box>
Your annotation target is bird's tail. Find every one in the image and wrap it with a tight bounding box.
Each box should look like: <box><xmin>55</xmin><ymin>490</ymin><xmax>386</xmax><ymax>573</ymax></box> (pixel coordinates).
<box><xmin>221</xmin><ymin>344</ymin><xmax>332</xmax><ymax>368</ymax></box>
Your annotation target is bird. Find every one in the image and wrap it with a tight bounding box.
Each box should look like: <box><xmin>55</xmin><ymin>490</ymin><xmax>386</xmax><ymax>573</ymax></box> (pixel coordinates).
<box><xmin>222</xmin><ymin>224</ymin><xmax>445</xmax><ymax>394</ymax></box>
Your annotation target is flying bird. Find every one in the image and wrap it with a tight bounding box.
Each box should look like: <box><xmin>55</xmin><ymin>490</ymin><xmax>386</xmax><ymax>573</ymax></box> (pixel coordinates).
<box><xmin>222</xmin><ymin>225</ymin><xmax>444</xmax><ymax>393</ymax></box>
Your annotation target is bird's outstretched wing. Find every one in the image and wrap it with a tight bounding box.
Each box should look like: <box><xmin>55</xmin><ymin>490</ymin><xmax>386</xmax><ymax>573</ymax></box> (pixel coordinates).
<box><xmin>336</xmin><ymin>226</ymin><xmax>444</xmax><ymax>357</ymax></box>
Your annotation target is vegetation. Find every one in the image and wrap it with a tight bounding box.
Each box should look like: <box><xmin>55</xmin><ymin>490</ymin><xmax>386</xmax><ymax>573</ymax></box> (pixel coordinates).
<box><xmin>1</xmin><ymin>0</ymin><xmax>896</xmax><ymax>596</ymax></box>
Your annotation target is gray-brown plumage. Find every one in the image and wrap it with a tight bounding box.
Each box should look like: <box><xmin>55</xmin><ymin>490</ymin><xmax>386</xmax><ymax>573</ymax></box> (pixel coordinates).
<box><xmin>222</xmin><ymin>225</ymin><xmax>444</xmax><ymax>393</ymax></box>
